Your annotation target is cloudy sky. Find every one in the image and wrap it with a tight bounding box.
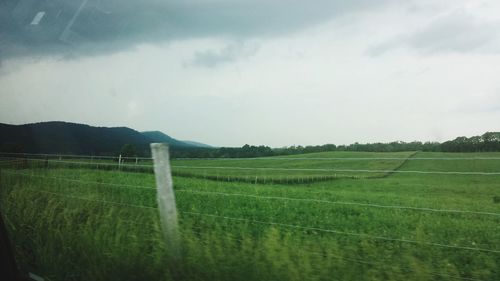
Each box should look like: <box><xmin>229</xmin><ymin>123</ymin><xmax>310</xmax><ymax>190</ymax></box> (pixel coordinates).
<box><xmin>1</xmin><ymin>0</ymin><xmax>500</xmax><ymax>147</ymax></box>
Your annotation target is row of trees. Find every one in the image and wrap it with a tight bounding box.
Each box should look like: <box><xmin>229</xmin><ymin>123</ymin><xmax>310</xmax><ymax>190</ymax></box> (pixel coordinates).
<box><xmin>168</xmin><ymin>132</ymin><xmax>500</xmax><ymax>158</ymax></box>
<box><xmin>169</xmin><ymin>145</ymin><xmax>274</xmax><ymax>158</ymax></box>
<box><xmin>273</xmin><ymin>141</ymin><xmax>442</xmax><ymax>155</ymax></box>
<box><xmin>5</xmin><ymin>132</ymin><xmax>499</xmax><ymax>159</ymax></box>
<box><xmin>441</xmin><ymin>132</ymin><xmax>500</xmax><ymax>152</ymax></box>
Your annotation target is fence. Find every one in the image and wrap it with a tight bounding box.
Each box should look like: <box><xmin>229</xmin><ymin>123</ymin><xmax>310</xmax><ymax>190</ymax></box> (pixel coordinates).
<box><xmin>0</xmin><ymin>150</ymin><xmax>499</xmax><ymax>281</ymax></box>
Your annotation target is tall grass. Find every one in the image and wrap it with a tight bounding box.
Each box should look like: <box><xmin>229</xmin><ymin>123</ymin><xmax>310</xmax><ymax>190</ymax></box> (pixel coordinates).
<box><xmin>0</xmin><ymin>151</ymin><xmax>499</xmax><ymax>281</ymax></box>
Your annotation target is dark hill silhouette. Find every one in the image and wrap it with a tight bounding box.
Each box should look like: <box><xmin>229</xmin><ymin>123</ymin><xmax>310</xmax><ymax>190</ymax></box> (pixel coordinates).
<box><xmin>141</xmin><ymin>131</ymin><xmax>188</xmax><ymax>147</ymax></box>
<box><xmin>1</xmin><ymin>121</ymin><xmax>498</xmax><ymax>157</ymax></box>
<box><xmin>0</xmin><ymin>121</ymin><xmax>208</xmax><ymax>155</ymax></box>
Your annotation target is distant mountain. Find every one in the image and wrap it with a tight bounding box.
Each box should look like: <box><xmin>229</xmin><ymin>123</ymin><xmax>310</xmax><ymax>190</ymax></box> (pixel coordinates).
<box><xmin>0</xmin><ymin>121</ymin><xmax>209</xmax><ymax>155</ymax></box>
<box><xmin>141</xmin><ymin>131</ymin><xmax>187</xmax><ymax>147</ymax></box>
<box><xmin>181</xmin><ymin>140</ymin><xmax>214</xmax><ymax>148</ymax></box>
<box><xmin>141</xmin><ymin>131</ymin><xmax>212</xmax><ymax>148</ymax></box>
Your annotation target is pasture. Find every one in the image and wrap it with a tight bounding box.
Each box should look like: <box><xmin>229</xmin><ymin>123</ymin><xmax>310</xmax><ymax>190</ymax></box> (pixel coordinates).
<box><xmin>0</xmin><ymin>151</ymin><xmax>499</xmax><ymax>281</ymax></box>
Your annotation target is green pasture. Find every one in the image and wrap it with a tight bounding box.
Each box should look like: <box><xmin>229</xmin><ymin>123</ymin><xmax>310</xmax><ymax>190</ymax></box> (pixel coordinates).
<box><xmin>0</xmin><ymin>151</ymin><xmax>499</xmax><ymax>281</ymax></box>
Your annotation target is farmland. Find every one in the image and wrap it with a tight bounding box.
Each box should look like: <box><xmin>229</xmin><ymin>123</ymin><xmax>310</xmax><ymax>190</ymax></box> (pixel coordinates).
<box><xmin>0</xmin><ymin>151</ymin><xmax>499</xmax><ymax>281</ymax></box>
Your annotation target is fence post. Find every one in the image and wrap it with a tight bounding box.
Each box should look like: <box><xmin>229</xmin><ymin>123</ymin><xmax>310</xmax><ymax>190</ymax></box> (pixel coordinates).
<box><xmin>150</xmin><ymin>143</ymin><xmax>180</xmax><ymax>260</ymax></box>
<box><xmin>118</xmin><ymin>154</ymin><xmax>122</xmax><ymax>171</ymax></box>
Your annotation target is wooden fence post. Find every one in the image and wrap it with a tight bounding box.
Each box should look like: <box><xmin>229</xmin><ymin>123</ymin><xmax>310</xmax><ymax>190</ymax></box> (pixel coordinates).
<box><xmin>118</xmin><ymin>154</ymin><xmax>122</xmax><ymax>171</ymax></box>
<box><xmin>150</xmin><ymin>143</ymin><xmax>180</xmax><ymax>260</ymax></box>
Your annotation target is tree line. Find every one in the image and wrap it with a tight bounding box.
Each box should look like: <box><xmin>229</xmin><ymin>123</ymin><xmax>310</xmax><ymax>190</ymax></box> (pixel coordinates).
<box><xmin>165</xmin><ymin>132</ymin><xmax>500</xmax><ymax>158</ymax></box>
<box><xmin>440</xmin><ymin>132</ymin><xmax>500</xmax><ymax>152</ymax></box>
<box><xmin>3</xmin><ymin>131</ymin><xmax>499</xmax><ymax>159</ymax></box>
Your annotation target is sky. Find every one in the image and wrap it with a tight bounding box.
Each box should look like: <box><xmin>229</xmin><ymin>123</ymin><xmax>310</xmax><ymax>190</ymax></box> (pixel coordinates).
<box><xmin>1</xmin><ymin>0</ymin><xmax>500</xmax><ymax>147</ymax></box>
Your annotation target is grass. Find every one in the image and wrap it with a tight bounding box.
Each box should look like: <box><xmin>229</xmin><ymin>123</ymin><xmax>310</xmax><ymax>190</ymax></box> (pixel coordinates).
<box><xmin>170</xmin><ymin>151</ymin><xmax>417</xmax><ymax>182</ymax></box>
<box><xmin>0</xmin><ymin>151</ymin><xmax>499</xmax><ymax>281</ymax></box>
<box><xmin>18</xmin><ymin>151</ymin><xmax>418</xmax><ymax>183</ymax></box>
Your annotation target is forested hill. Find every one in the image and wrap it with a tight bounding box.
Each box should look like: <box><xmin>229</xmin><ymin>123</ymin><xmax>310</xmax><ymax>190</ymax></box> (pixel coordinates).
<box><xmin>141</xmin><ymin>131</ymin><xmax>190</xmax><ymax>147</ymax></box>
<box><xmin>0</xmin><ymin>121</ymin><xmax>207</xmax><ymax>155</ymax></box>
<box><xmin>0</xmin><ymin>121</ymin><xmax>498</xmax><ymax>157</ymax></box>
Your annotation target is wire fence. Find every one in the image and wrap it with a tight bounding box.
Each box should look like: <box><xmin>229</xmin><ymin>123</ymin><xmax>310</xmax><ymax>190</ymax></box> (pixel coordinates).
<box><xmin>3</xmin><ymin>166</ymin><xmax>500</xmax><ymax>244</ymax></box>
<box><xmin>25</xmin><ymin>182</ymin><xmax>487</xmax><ymax>254</ymax></box>
<box><xmin>174</xmin><ymin>157</ymin><xmax>500</xmax><ymax>160</ymax></box>
<box><xmin>172</xmin><ymin>165</ymin><xmax>500</xmax><ymax>175</ymax></box>
<box><xmin>0</xmin><ymin>152</ymin><xmax>499</xmax><ymax>281</ymax></box>
<box><xmin>174</xmin><ymin>189</ymin><xmax>500</xmax><ymax>217</ymax></box>
<box><xmin>0</xmin><ymin>152</ymin><xmax>153</xmax><ymax>161</ymax></box>
<box><xmin>4</xmin><ymin>156</ymin><xmax>500</xmax><ymax>176</ymax></box>
<box><xmin>4</xmin><ymin>151</ymin><xmax>500</xmax><ymax>161</ymax></box>
<box><xmin>4</xmin><ymin>169</ymin><xmax>500</xmax><ymax>217</ymax></box>
<box><xmin>179</xmin><ymin>211</ymin><xmax>500</xmax><ymax>254</ymax></box>
<box><xmin>183</xmin><ymin>227</ymin><xmax>484</xmax><ymax>281</ymax></box>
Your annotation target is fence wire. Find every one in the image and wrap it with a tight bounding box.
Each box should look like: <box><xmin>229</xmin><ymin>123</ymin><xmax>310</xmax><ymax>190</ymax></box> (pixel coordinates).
<box><xmin>6</xmin><ymin>157</ymin><xmax>500</xmax><ymax>176</ymax></box>
<box><xmin>4</xmin><ymin>151</ymin><xmax>500</xmax><ymax>161</ymax></box>
<box><xmin>1</xmin><ymin>153</ymin><xmax>499</xmax><ymax>281</ymax></box>
<box><xmin>175</xmin><ymin>189</ymin><xmax>500</xmax><ymax>217</ymax></box>
<box><xmin>3</xmin><ymin>174</ymin><xmax>498</xmax><ymax>254</ymax></box>
<box><xmin>181</xmin><ymin>211</ymin><xmax>500</xmax><ymax>254</ymax></box>
<box><xmin>182</xmin><ymin>228</ymin><xmax>484</xmax><ymax>281</ymax></box>
<box><xmin>4</xmin><ymin>170</ymin><xmax>499</xmax><ymax>217</ymax></box>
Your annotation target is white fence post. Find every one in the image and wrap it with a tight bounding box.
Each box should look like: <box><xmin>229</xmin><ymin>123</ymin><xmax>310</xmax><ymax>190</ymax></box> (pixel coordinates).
<box><xmin>118</xmin><ymin>154</ymin><xmax>122</xmax><ymax>170</ymax></box>
<box><xmin>150</xmin><ymin>143</ymin><xmax>180</xmax><ymax>260</ymax></box>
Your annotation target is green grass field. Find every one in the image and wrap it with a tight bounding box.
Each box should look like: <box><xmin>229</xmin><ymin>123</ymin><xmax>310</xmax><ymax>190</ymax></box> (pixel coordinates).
<box><xmin>0</xmin><ymin>151</ymin><xmax>499</xmax><ymax>281</ymax></box>
<box><xmin>18</xmin><ymin>151</ymin><xmax>418</xmax><ymax>183</ymax></box>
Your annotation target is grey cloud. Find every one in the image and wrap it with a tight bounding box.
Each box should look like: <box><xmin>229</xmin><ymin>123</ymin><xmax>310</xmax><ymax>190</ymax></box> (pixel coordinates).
<box><xmin>187</xmin><ymin>42</ymin><xmax>258</xmax><ymax>68</ymax></box>
<box><xmin>0</xmin><ymin>0</ymin><xmax>393</xmax><ymax>60</ymax></box>
<box><xmin>368</xmin><ymin>11</ymin><xmax>500</xmax><ymax>56</ymax></box>
<box><xmin>453</xmin><ymin>93</ymin><xmax>500</xmax><ymax>114</ymax></box>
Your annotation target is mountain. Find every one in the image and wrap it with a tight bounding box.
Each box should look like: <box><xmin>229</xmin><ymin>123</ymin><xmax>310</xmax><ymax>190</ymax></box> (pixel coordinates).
<box><xmin>0</xmin><ymin>121</ymin><xmax>209</xmax><ymax>155</ymax></box>
<box><xmin>181</xmin><ymin>140</ymin><xmax>214</xmax><ymax>148</ymax></box>
<box><xmin>141</xmin><ymin>131</ymin><xmax>188</xmax><ymax>147</ymax></box>
<box><xmin>141</xmin><ymin>131</ymin><xmax>212</xmax><ymax>148</ymax></box>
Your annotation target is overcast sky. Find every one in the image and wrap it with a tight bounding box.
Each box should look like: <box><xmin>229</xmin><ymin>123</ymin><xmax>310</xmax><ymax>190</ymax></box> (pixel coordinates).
<box><xmin>1</xmin><ymin>0</ymin><xmax>500</xmax><ymax>147</ymax></box>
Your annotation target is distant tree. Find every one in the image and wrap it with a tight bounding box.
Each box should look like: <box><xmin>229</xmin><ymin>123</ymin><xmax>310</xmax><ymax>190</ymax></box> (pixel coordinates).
<box><xmin>422</xmin><ymin>142</ymin><xmax>441</xmax><ymax>152</ymax></box>
<box><xmin>482</xmin><ymin>132</ymin><xmax>500</xmax><ymax>152</ymax></box>
<box><xmin>169</xmin><ymin>131</ymin><xmax>500</xmax><ymax>159</ymax></box>
<box><xmin>120</xmin><ymin>144</ymin><xmax>138</xmax><ymax>158</ymax></box>
<box><xmin>0</xmin><ymin>142</ymin><xmax>23</xmax><ymax>153</ymax></box>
